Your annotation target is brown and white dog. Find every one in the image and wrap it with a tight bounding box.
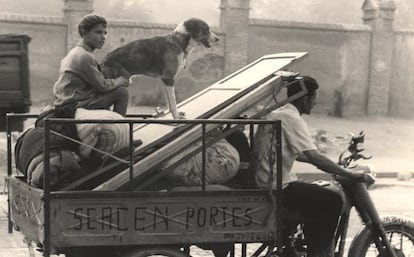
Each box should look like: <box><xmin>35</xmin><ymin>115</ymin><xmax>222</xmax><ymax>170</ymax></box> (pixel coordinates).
<box><xmin>101</xmin><ymin>18</ymin><xmax>219</xmax><ymax>119</ymax></box>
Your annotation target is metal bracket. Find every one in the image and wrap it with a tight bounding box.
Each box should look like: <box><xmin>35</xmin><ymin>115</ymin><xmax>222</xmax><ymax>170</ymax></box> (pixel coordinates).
<box><xmin>274</xmin><ymin>70</ymin><xmax>300</xmax><ymax>81</ymax></box>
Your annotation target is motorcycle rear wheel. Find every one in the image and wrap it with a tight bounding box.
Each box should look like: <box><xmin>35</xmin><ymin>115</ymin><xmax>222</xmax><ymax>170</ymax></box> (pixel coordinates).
<box><xmin>348</xmin><ymin>216</ymin><xmax>414</xmax><ymax>257</ymax></box>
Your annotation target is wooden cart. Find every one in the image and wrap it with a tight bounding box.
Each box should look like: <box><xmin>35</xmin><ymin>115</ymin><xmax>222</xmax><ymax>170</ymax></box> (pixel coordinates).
<box><xmin>7</xmin><ymin>53</ymin><xmax>308</xmax><ymax>257</ymax></box>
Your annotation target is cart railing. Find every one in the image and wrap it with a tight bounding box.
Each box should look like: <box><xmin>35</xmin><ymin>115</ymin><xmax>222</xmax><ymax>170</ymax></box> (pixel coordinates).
<box><xmin>6</xmin><ymin>113</ymin><xmax>283</xmax><ymax>257</ymax></box>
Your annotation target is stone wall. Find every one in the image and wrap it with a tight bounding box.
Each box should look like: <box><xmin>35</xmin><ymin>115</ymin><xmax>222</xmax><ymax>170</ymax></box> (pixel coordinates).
<box><xmin>0</xmin><ymin>13</ymin><xmax>226</xmax><ymax>107</ymax></box>
<box><xmin>389</xmin><ymin>30</ymin><xmax>414</xmax><ymax>117</ymax></box>
<box><xmin>1</xmin><ymin>0</ymin><xmax>414</xmax><ymax>118</ymax></box>
<box><xmin>0</xmin><ymin>13</ymin><xmax>67</xmax><ymax>105</ymax></box>
<box><xmin>248</xmin><ymin>19</ymin><xmax>372</xmax><ymax>116</ymax></box>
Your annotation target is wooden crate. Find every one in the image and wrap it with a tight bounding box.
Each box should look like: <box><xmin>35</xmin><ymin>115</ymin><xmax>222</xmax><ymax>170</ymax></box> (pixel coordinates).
<box><xmin>0</xmin><ymin>34</ymin><xmax>31</xmax><ymax>131</ymax></box>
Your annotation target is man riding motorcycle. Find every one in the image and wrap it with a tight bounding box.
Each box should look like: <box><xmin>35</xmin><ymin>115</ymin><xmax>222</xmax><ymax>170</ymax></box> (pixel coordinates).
<box><xmin>252</xmin><ymin>76</ymin><xmax>374</xmax><ymax>257</ymax></box>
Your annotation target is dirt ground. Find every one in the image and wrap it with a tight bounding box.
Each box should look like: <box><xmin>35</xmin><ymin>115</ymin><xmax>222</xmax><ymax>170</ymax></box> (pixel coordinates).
<box><xmin>296</xmin><ymin>113</ymin><xmax>414</xmax><ymax>175</ymax></box>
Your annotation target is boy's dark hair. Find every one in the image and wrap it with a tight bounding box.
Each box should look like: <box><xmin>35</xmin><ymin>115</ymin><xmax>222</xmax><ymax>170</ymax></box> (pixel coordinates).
<box><xmin>78</xmin><ymin>14</ymin><xmax>107</xmax><ymax>37</ymax></box>
<box><xmin>287</xmin><ymin>75</ymin><xmax>319</xmax><ymax>98</ymax></box>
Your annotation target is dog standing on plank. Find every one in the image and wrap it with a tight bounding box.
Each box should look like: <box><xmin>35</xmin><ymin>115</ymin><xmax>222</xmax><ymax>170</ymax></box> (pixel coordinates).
<box><xmin>101</xmin><ymin>18</ymin><xmax>219</xmax><ymax>119</ymax></box>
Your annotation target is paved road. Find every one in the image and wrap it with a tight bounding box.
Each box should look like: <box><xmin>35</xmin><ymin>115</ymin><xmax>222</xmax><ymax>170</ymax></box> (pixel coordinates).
<box><xmin>1</xmin><ymin>179</ymin><xmax>414</xmax><ymax>257</ymax></box>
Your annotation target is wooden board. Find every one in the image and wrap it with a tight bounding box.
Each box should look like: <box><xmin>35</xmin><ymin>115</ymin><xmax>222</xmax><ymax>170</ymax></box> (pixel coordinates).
<box><xmin>130</xmin><ymin>52</ymin><xmax>308</xmax><ymax>156</ymax></box>
<box><xmin>66</xmin><ymin>52</ymin><xmax>308</xmax><ymax>191</ymax></box>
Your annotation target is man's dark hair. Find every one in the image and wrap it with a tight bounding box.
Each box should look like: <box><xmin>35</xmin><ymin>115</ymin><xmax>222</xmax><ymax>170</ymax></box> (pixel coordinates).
<box><xmin>78</xmin><ymin>14</ymin><xmax>107</xmax><ymax>37</ymax></box>
<box><xmin>287</xmin><ymin>76</ymin><xmax>319</xmax><ymax>98</ymax></box>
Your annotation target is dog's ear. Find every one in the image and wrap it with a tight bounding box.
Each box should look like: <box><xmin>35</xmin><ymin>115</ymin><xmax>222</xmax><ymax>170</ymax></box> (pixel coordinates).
<box><xmin>183</xmin><ymin>19</ymin><xmax>197</xmax><ymax>38</ymax></box>
<box><xmin>184</xmin><ymin>18</ymin><xmax>210</xmax><ymax>39</ymax></box>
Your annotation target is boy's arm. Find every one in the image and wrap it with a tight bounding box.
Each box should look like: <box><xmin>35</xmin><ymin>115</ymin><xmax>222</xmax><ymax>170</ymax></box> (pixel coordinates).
<box><xmin>82</xmin><ymin>55</ymin><xmax>129</xmax><ymax>93</ymax></box>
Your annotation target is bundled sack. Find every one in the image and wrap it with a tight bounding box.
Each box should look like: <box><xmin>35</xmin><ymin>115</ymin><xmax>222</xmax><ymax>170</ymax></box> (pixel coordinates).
<box><xmin>167</xmin><ymin>139</ymin><xmax>240</xmax><ymax>186</ymax></box>
<box><xmin>74</xmin><ymin>108</ymin><xmax>145</xmax><ymax>172</ymax></box>
<box><xmin>15</xmin><ymin>103</ymin><xmax>79</xmax><ymax>175</ymax></box>
<box><xmin>35</xmin><ymin>102</ymin><xmax>79</xmax><ymax>142</ymax></box>
<box><xmin>26</xmin><ymin>150</ymin><xmax>82</xmax><ymax>189</ymax></box>
<box><xmin>75</xmin><ymin>108</ymin><xmax>130</xmax><ymax>160</ymax></box>
<box><xmin>14</xmin><ymin>126</ymin><xmax>83</xmax><ymax>189</ymax></box>
<box><xmin>14</xmin><ymin>103</ymin><xmax>82</xmax><ymax>188</ymax></box>
<box><xmin>15</xmin><ymin>107</ymin><xmax>136</xmax><ymax>189</ymax></box>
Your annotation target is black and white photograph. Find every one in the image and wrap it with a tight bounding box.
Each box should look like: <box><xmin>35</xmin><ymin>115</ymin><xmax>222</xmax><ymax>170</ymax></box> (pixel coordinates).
<box><xmin>0</xmin><ymin>1</ymin><xmax>414</xmax><ymax>257</ymax></box>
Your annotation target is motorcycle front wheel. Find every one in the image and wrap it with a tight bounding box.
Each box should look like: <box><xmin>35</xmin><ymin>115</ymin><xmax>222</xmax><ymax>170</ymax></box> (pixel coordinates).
<box><xmin>348</xmin><ymin>216</ymin><xmax>414</xmax><ymax>257</ymax></box>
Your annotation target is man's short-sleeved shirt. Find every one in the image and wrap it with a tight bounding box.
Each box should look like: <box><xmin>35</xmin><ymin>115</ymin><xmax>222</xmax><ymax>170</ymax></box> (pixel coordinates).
<box><xmin>253</xmin><ymin>103</ymin><xmax>317</xmax><ymax>189</ymax></box>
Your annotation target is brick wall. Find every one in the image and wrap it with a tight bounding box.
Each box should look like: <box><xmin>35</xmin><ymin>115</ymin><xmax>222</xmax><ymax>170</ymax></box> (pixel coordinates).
<box><xmin>1</xmin><ymin>0</ymin><xmax>414</xmax><ymax>118</ymax></box>
<box><xmin>248</xmin><ymin>19</ymin><xmax>372</xmax><ymax>116</ymax></box>
<box><xmin>389</xmin><ymin>30</ymin><xmax>414</xmax><ymax>117</ymax></box>
<box><xmin>0</xmin><ymin>14</ymin><xmax>226</xmax><ymax>107</ymax></box>
<box><xmin>0</xmin><ymin>13</ymin><xmax>67</xmax><ymax>105</ymax></box>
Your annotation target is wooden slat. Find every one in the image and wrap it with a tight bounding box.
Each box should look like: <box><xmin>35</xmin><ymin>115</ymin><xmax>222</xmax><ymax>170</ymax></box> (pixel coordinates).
<box><xmin>87</xmin><ymin>52</ymin><xmax>307</xmax><ymax>191</ymax></box>
<box><xmin>130</xmin><ymin>52</ymin><xmax>307</xmax><ymax>152</ymax></box>
<box><xmin>95</xmin><ymin>76</ymin><xmax>284</xmax><ymax>191</ymax></box>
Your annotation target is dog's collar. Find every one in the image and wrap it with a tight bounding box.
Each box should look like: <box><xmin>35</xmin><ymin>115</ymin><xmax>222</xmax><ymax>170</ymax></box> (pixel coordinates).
<box><xmin>168</xmin><ymin>34</ymin><xmax>190</xmax><ymax>68</ymax></box>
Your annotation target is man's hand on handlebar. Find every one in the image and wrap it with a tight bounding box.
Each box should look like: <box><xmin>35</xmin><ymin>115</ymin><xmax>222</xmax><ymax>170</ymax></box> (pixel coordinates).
<box><xmin>351</xmin><ymin>170</ymin><xmax>376</xmax><ymax>186</ymax></box>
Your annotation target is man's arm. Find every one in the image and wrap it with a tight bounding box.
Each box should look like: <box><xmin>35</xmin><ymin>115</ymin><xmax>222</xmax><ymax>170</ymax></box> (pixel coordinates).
<box><xmin>296</xmin><ymin>153</ymin><xmax>309</xmax><ymax>163</ymax></box>
<box><xmin>302</xmin><ymin>149</ymin><xmax>372</xmax><ymax>182</ymax></box>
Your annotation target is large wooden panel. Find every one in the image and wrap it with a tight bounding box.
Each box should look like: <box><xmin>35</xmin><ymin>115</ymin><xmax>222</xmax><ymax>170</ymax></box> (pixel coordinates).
<box><xmin>59</xmin><ymin>53</ymin><xmax>307</xmax><ymax>191</ymax></box>
<box><xmin>94</xmin><ymin>53</ymin><xmax>307</xmax><ymax>191</ymax></box>
<box><xmin>131</xmin><ymin>53</ymin><xmax>307</xmax><ymax>148</ymax></box>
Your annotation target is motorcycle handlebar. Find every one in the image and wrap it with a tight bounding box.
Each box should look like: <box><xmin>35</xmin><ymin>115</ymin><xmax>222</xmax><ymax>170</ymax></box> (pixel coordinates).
<box><xmin>334</xmin><ymin>169</ymin><xmax>376</xmax><ymax>187</ymax></box>
<box><xmin>354</xmin><ymin>172</ymin><xmax>376</xmax><ymax>186</ymax></box>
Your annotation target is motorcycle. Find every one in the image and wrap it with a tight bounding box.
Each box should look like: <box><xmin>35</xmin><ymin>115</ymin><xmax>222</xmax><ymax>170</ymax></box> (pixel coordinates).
<box><xmin>272</xmin><ymin>131</ymin><xmax>414</xmax><ymax>257</ymax></box>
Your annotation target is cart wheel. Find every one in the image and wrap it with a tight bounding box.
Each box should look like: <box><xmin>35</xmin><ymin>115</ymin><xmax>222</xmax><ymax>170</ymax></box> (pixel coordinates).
<box><xmin>124</xmin><ymin>246</ymin><xmax>189</xmax><ymax>257</ymax></box>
